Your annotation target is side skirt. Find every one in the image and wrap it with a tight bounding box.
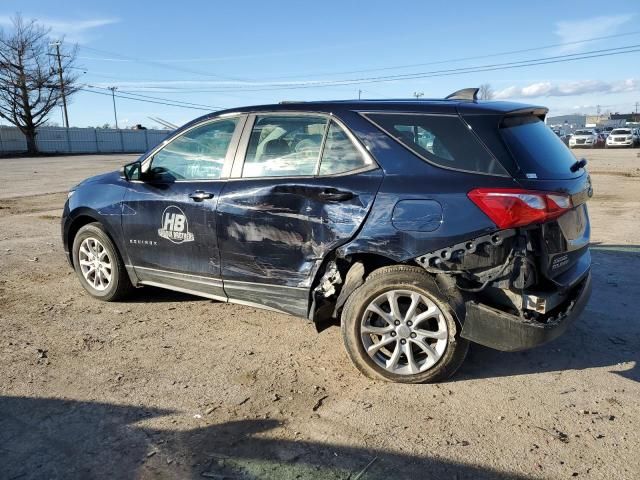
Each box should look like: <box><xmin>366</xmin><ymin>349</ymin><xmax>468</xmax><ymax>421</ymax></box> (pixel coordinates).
<box><xmin>127</xmin><ymin>265</ymin><xmax>308</xmax><ymax>318</ymax></box>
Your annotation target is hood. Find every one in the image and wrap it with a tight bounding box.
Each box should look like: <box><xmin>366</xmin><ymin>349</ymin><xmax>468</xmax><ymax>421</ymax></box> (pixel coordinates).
<box><xmin>72</xmin><ymin>170</ymin><xmax>121</xmax><ymax>190</ymax></box>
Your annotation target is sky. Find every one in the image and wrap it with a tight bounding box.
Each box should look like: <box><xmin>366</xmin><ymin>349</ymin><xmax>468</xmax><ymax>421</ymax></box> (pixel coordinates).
<box><xmin>1</xmin><ymin>0</ymin><xmax>639</xmax><ymax>128</ymax></box>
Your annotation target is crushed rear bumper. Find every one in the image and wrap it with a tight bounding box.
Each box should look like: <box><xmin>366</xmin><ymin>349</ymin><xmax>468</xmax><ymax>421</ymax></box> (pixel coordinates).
<box><xmin>460</xmin><ymin>271</ymin><xmax>591</xmax><ymax>352</ymax></box>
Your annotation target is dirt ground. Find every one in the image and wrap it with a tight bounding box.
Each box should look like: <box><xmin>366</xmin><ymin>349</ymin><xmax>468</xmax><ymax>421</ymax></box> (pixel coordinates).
<box><xmin>0</xmin><ymin>149</ymin><xmax>639</xmax><ymax>480</ymax></box>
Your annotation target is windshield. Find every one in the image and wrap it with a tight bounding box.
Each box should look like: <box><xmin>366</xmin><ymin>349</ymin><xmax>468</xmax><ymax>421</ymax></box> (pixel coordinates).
<box><xmin>574</xmin><ymin>130</ymin><xmax>594</xmax><ymax>136</ymax></box>
<box><xmin>611</xmin><ymin>129</ymin><xmax>631</xmax><ymax>135</ymax></box>
<box><xmin>500</xmin><ymin>116</ymin><xmax>582</xmax><ymax>180</ymax></box>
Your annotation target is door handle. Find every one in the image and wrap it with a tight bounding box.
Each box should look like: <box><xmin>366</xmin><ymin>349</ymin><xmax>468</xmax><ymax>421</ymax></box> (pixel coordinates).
<box><xmin>318</xmin><ymin>189</ymin><xmax>355</xmax><ymax>201</ymax></box>
<box><xmin>189</xmin><ymin>190</ymin><xmax>215</xmax><ymax>202</ymax></box>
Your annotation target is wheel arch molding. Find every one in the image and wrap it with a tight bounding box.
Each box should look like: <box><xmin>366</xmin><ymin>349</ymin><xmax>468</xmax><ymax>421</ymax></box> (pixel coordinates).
<box><xmin>64</xmin><ymin>208</ymin><xmax>127</xmax><ymax>271</ymax></box>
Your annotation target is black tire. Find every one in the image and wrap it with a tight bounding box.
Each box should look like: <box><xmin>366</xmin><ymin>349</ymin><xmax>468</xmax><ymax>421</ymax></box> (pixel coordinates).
<box><xmin>72</xmin><ymin>222</ymin><xmax>133</xmax><ymax>301</ymax></box>
<box><xmin>341</xmin><ymin>265</ymin><xmax>469</xmax><ymax>383</ymax></box>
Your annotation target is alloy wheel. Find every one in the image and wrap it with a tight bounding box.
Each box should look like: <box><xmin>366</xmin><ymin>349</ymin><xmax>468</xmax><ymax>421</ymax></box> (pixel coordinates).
<box><xmin>78</xmin><ymin>237</ymin><xmax>112</xmax><ymax>291</ymax></box>
<box><xmin>360</xmin><ymin>289</ymin><xmax>448</xmax><ymax>375</ymax></box>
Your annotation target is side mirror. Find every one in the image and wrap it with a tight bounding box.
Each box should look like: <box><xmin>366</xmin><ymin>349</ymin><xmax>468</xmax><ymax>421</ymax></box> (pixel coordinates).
<box><xmin>144</xmin><ymin>165</ymin><xmax>176</xmax><ymax>183</ymax></box>
<box><xmin>120</xmin><ymin>161</ymin><xmax>142</xmax><ymax>181</ymax></box>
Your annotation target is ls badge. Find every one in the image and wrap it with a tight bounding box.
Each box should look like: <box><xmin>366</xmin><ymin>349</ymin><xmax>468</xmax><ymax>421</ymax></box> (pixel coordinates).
<box><xmin>158</xmin><ymin>206</ymin><xmax>194</xmax><ymax>243</ymax></box>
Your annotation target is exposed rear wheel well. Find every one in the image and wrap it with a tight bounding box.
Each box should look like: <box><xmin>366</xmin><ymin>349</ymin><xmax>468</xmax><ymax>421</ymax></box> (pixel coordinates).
<box><xmin>344</xmin><ymin>253</ymin><xmax>399</xmax><ymax>276</ymax></box>
<box><xmin>310</xmin><ymin>252</ymin><xmax>409</xmax><ymax>329</ymax></box>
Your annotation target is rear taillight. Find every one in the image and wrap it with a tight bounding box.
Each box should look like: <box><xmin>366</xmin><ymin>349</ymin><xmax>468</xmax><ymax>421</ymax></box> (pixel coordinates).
<box><xmin>467</xmin><ymin>188</ymin><xmax>572</xmax><ymax>229</ymax></box>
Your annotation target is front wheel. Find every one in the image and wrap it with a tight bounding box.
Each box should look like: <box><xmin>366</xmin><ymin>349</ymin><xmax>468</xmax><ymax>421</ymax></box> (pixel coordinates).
<box><xmin>72</xmin><ymin>222</ymin><xmax>133</xmax><ymax>301</ymax></box>
<box><xmin>341</xmin><ymin>265</ymin><xmax>469</xmax><ymax>383</ymax></box>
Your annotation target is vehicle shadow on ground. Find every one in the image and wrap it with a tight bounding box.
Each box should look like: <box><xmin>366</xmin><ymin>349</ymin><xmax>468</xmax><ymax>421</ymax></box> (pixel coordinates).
<box><xmin>0</xmin><ymin>395</ymin><xmax>530</xmax><ymax>480</ymax></box>
<box><xmin>458</xmin><ymin>247</ymin><xmax>640</xmax><ymax>384</ymax></box>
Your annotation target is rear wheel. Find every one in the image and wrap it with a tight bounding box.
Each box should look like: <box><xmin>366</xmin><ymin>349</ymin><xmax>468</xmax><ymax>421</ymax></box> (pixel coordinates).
<box><xmin>72</xmin><ymin>222</ymin><xmax>133</xmax><ymax>301</ymax></box>
<box><xmin>341</xmin><ymin>265</ymin><xmax>468</xmax><ymax>383</ymax></box>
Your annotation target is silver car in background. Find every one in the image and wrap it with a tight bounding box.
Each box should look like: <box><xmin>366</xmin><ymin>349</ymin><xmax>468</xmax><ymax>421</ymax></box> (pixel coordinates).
<box><xmin>605</xmin><ymin>128</ymin><xmax>639</xmax><ymax>148</ymax></box>
<box><xmin>569</xmin><ymin>129</ymin><xmax>599</xmax><ymax>148</ymax></box>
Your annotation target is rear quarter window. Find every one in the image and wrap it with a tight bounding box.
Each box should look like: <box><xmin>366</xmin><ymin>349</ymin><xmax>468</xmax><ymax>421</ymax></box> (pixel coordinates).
<box><xmin>500</xmin><ymin>116</ymin><xmax>581</xmax><ymax>179</ymax></box>
<box><xmin>364</xmin><ymin>113</ymin><xmax>508</xmax><ymax>176</ymax></box>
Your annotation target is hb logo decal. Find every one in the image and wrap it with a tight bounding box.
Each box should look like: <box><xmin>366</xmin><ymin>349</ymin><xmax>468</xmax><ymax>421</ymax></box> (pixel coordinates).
<box><xmin>158</xmin><ymin>206</ymin><xmax>194</xmax><ymax>243</ymax></box>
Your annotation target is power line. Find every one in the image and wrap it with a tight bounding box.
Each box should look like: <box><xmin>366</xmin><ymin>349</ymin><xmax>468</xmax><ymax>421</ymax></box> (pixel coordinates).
<box><xmin>219</xmin><ymin>44</ymin><xmax>640</xmax><ymax>91</ymax></box>
<box><xmin>73</xmin><ymin>36</ymin><xmax>640</xmax><ymax>98</ymax></box>
<box><xmin>78</xmin><ymin>45</ymin><xmax>246</xmax><ymax>82</ymax></box>
<box><xmin>77</xmin><ymin>30</ymin><xmax>640</xmax><ymax>84</ymax></box>
<box><xmin>99</xmin><ymin>43</ymin><xmax>640</xmax><ymax>94</ymax></box>
<box><xmin>120</xmin><ymin>90</ymin><xmax>225</xmax><ymax>109</ymax></box>
<box><xmin>256</xmin><ymin>29</ymin><xmax>640</xmax><ymax>81</ymax></box>
<box><xmin>72</xmin><ymin>39</ymin><xmax>640</xmax><ymax>118</ymax></box>
<box><xmin>85</xmin><ymin>84</ymin><xmax>223</xmax><ymax>109</ymax></box>
<box><xmin>78</xmin><ymin>87</ymin><xmax>222</xmax><ymax>111</ymax></box>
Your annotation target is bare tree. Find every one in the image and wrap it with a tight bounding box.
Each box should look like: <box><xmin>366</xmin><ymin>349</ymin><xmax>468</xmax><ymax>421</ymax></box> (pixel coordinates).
<box><xmin>478</xmin><ymin>83</ymin><xmax>494</xmax><ymax>100</ymax></box>
<box><xmin>0</xmin><ymin>15</ymin><xmax>79</xmax><ymax>153</ymax></box>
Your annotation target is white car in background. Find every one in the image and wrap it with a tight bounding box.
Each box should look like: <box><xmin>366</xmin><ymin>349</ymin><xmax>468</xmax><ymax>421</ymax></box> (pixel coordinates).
<box><xmin>569</xmin><ymin>129</ymin><xmax>600</xmax><ymax>148</ymax></box>
<box><xmin>605</xmin><ymin>128</ymin><xmax>639</xmax><ymax>148</ymax></box>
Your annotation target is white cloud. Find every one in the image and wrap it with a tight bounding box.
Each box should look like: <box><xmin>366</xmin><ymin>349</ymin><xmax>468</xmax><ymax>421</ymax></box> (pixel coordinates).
<box><xmin>495</xmin><ymin>79</ymin><xmax>639</xmax><ymax>99</ymax></box>
<box><xmin>0</xmin><ymin>15</ymin><xmax>118</xmax><ymax>43</ymax></box>
<box><xmin>555</xmin><ymin>14</ymin><xmax>635</xmax><ymax>52</ymax></box>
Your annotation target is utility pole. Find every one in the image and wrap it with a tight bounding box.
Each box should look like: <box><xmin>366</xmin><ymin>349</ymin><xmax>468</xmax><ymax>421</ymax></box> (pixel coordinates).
<box><xmin>413</xmin><ymin>92</ymin><xmax>424</xmax><ymax>99</ymax></box>
<box><xmin>50</xmin><ymin>41</ymin><xmax>69</xmax><ymax>128</ymax></box>
<box><xmin>109</xmin><ymin>87</ymin><xmax>119</xmax><ymax>129</ymax></box>
<box><xmin>358</xmin><ymin>89</ymin><xmax>362</xmax><ymax>100</ymax></box>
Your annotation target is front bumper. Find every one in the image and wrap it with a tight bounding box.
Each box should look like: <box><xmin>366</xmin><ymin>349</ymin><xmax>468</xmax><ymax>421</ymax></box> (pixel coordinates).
<box><xmin>607</xmin><ymin>141</ymin><xmax>633</xmax><ymax>147</ymax></box>
<box><xmin>460</xmin><ymin>272</ymin><xmax>592</xmax><ymax>352</ymax></box>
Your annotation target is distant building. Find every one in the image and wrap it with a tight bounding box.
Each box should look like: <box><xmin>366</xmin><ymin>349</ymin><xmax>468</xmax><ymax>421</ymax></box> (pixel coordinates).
<box><xmin>584</xmin><ymin>113</ymin><xmax>639</xmax><ymax>128</ymax></box>
<box><xmin>546</xmin><ymin>114</ymin><xmax>586</xmax><ymax>129</ymax></box>
<box><xmin>610</xmin><ymin>113</ymin><xmax>640</xmax><ymax>123</ymax></box>
<box><xmin>585</xmin><ymin>115</ymin><xmax>607</xmax><ymax>127</ymax></box>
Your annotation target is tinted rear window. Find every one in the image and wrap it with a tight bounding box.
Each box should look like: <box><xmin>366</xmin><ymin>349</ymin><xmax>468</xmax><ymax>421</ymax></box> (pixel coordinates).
<box><xmin>365</xmin><ymin>113</ymin><xmax>508</xmax><ymax>176</ymax></box>
<box><xmin>500</xmin><ymin>116</ymin><xmax>581</xmax><ymax>179</ymax></box>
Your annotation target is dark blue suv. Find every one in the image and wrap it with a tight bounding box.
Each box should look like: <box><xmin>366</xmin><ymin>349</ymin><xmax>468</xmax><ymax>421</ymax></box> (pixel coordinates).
<box><xmin>62</xmin><ymin>88</ymin><xmax>592</xmax><ymax>383</ymax></box>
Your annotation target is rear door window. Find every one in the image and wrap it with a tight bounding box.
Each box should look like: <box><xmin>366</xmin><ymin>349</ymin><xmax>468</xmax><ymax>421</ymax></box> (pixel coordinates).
<box><xmin>242</xmin><ymin>115</ymin><xmax>327</xmax><ymax>178</ymax></box>
<box><xmin>364</xmin><ymin>113</ymin><xmax>508</xmax><ymax>176</ymax></box>
<box><xmin>241</xmin><ymin>115</ymin><xmax>374</xmax><ymax>178</ymax></box>
<box><xmin>500</xmin><ymin>116</ymin><xmax>581</xmax><ymax>179</ymax></box>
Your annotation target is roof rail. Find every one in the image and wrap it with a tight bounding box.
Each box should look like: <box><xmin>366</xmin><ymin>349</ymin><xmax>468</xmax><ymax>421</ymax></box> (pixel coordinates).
<box><xmin>445</xmin><ymin>88</ymin><xmax>479</xmax><ymax>101</ymax></box>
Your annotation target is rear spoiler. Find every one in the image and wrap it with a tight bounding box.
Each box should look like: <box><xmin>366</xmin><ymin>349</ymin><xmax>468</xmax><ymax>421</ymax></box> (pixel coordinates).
<box><xmin>499</xmin><ymin>107</ymin><xmax>549</xmax><ymax>128</ymax></box>
<box><xmin>503</xmin><ymin>107</ymin><xmax>548</xmax><ymax>121</ymax></box>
